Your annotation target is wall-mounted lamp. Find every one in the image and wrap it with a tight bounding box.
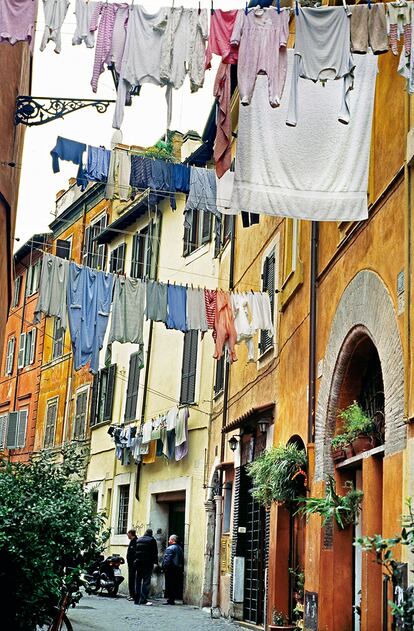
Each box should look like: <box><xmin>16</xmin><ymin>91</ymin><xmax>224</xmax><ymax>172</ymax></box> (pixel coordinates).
<box><xmin>258</xmin><ymin>418</ymin><xmax>271</xmax><ymax>434</ymax></box>
<box><xmin>228</xmin><ymin>435</ymin><xmax>240</xmax><ymax>452</ymax></box>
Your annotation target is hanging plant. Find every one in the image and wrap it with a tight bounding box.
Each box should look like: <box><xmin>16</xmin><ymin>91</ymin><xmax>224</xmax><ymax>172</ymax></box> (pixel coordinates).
<box><xmin>297</xmin><ymin>476</ymin><xmax>363</xmax><ymax>530</ymax></box>
<box><xmin>246</xmin><ymin>444</ymin><xmax>307</xmax><ymax>508</ymax></box>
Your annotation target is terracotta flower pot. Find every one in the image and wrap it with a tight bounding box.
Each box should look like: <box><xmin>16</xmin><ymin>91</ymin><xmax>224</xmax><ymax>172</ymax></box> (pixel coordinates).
<box><xmin>332</xmin><ymin>447</ymin><xmax>346</xmax><ymax>463</ymax></box>
<box><xmin>345</xmin><ymin>444</ymin><xmax>354</xmax><ymax>459</ymax></box>
<box><xmin>351</xmin><ymin>435</ymin><xmax>375</xmax><ymax>455</ymax></box>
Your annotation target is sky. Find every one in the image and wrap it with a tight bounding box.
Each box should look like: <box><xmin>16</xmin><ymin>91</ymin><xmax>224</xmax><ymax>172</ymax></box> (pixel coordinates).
<box><xmin>15</xmin><ymin>0</ymin><xmax>236</xmax><ymax>250</ymax></box>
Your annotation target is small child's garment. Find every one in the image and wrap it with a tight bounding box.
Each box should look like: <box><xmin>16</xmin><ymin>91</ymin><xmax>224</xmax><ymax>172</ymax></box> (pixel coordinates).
<box><xmin>0</xmin><ymin>0</ymin><xmax>36</xmax><ymax>46</ymax></box>
<box><xmin>231</xmin><ymin>293</ymin><xmax>255</xmax><ymax>362</ymax></box>
<box><xmin>90</xmin><ymin>1</ymin><xmax>119</xmax><ymax>92</ymax></box>
<box><xmin>205</xmin><ymin>8</ymin><xmax>239</xmax><ymax>68</ymax></box>
<box><xmin>204</xmin><ymin>289</ymin><xmax>217</xmax><ymax>340</ymax></box>
<box><xmin>40</xmin><ymin>0</ymin><xmax>70</xmax><ymax>54</ymax></box>
<box><xmin>231</xmin><ymin>6</ymin><xmax>289</xmax><ymax>107</ymax></box>
<box><xmin>248</xmin><ymin>292</ymin><xmax>274</xmax><ymax>336</ymax></box>
<box><xmin>350</xmin><ymin>4</ymin><xmax>388</xmax><ymax>55</ymax></box>
<box><xmin>72</xmin><ymin>0</ymin><xmax>97</xmax><ymax>48</ymax></box>
<box><xmin>387</xmin><ymin>1</ymin><xmax>412</xmax><ymax>56</ymax></box>
<box><xmin>287</xmin><ymin>6</ymin><xmax>355</xmax><ymax>126</ymax></box>
<box><xmin>214</xmin><ymin>290</ymin><xmax>238</xmax><ymax>363</ymax></box>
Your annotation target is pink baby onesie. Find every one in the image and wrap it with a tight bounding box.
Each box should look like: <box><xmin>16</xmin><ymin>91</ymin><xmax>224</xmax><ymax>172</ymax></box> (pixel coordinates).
<box><xmin>90</xmin><ymin>2</ymin><xmax>119</xmax><ymax>92</ymax></box>
<box><xmin>231</xmin><ymin>7</ymin><xmax>290</xmax><ymax>108</ymax></box>
<box><xmin>205</xmin><ymin>8</ymin><xmax>239</xmax><ymax>69</ymax></box>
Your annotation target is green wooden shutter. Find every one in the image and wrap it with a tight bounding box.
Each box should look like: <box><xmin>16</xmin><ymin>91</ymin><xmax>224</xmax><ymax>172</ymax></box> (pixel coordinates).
<box><xmin>6</xmin><ymin>412</ymin><xmax>19</xmax><ymax>448</ymax></box>
<box><xmin>90</xmin><ymin>373</ymin><xmax>100</xmax><ymax>427</ymax></box>
<box><xmin>104</xmin><ymin>364</ymin><xmax>117</xmax><ymax>421</ymax></box>
<box><xmin>183</xmin><ymin>211</ymin><xmax>192</xmax><ymax>257</ymax></box>
<box><xmin>260</xmin><ymin>250</ymin><xmax>275</xmax><ymax>354</ymax></box>
<box><xmin>125</xmin><ymin>353</ymin><xmax>140</xmax><ymax>421</ymax></box>
<box><xmin>201</xmin><ymin>211</ymin><xmax>212</xmax><ymax>244</ymax></box>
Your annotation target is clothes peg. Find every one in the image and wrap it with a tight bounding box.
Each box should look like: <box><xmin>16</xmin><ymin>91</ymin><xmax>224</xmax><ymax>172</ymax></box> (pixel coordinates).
<box><xmin>198</xmin><ymin>1</ymin><xmax>201</xmax><ymax>15</ymax></box>
<box><xmin>277</xmin><ymin>0</ymin><xmax>281</xmax><ymax>14</ymax></box>
<box><xmin>368</xmin><ymin>0</ymin><xmax>371</xmax><ymax>8</ymax></box>
<box><xmin>295</xmin><ymin>0</ymin><xmax>299</xmax><ymax>15</ymax></box>
<box><xmin>245</xmin><ymin>2</ymin><xmax>248</xmax><ymax>15</ymax></box>
<box><xmin>211</xmin><ymin>0</ymin><xmax>214</xmax><ymax>15</ymax></box>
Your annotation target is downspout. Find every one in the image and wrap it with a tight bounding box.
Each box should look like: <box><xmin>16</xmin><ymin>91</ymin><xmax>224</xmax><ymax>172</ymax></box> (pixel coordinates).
<box><xmin>404</xmin><ymin>91</ymin><xmax>412</xmax><ymax>419</ymax></box>
<box><xmin>307</xmin><ymin>221</ymin><xmax>318</xmax><ymax>445</ymax></box>
<box><xmin>211</xmin><ymin>216</ymin><xmax>236</xmax><ymax>617</ymax></box>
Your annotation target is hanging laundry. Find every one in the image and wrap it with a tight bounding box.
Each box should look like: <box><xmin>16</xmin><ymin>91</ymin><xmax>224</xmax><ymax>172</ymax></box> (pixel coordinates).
<box><xmin>40</xmin><ymin>0</ymin><xmax>70</xmax><ymax>54</ymax></box>
<box><xmin>146</xmin><ymin>280</ymin><xmax>168</xmax><ymax>323</ymax></box>
<box><xmin>85</xmin><ymin>145</ymin><xmax>111</xmax><ymax>182</ymax></box>
<box><xmin>398</xmin><ymin>6</ymin><xmax>414</xmax><ymax>92</ymax></box>
<box><xmin>160</xmin><ymin>7</ymin><xmax>208</xmax><ymax>128</ymax></box>
<box><xmin>214</xmin><ymin>62</ymin><xmax>232</xmax><ymax>178</ymax></box>
<box><xmin>186</xmin><ymin>287</ymin><xmax>208</xmax><ymax>332</ymax></box>
<box><xmin>166</xmin><ymin>284</ymin><xmax>188</xmax><ymax>333</ymax></box>
<box><xmin>50</xmin><ymin>137</ymin><xmax>87</xmax><ymax>189</ymax></box>
<box><xmin>34</xmin><ymin>254</ymin><xmax>69</xmax><ymax>329</ymax></box>
<box><xmin>231</xmin><ymin>51</ymin><xmax>378</xmax><ymax>222</ymax></box>
<box><xmin>142</xmin><ymin>420</ymin><xmax>152</xmax><ymax>444</ymax></box>
<box><xmin>185</xmin><ymin>167</ymin><xmax>221</xmax><ymax>246</ymax></box>
<box><xmin>130</xmin><ymin>158</ymin><xmax>176</xmax><ymax>209</ymax></box>
<box><xmin>216</xmin><ymin>170</ymin><xmax>235</xmax><ymax>214</ymax></box>
<box><xmin>0</xmin><ymin>0</ymin><xmax>37</xmax><ymax>46</ymax></box>
<box><xmin>108</xmin><ymin>277</ymin><xmax>145</xmax><ymax>367</ymax></box>
<box><xmin>231</xmin><ymin>293</ymin><xmax>255</xmax><ymax>362</ymax></box>
<box><xmin>105</xmin><ymin>146</ymin><xmax>131</xmax><ymax>200</ymax></box>
<box><xmin>130</xmin><ymin>155</ymin><xmax>156</xmax><ymax>202</ymax></box>
<box><xmin>151</xmin><ymin>417</ymin><xmax>162</xmax><ymax>441</ymax></box>
<box><xmin>72</xmin><ymin>0</ymin><xmax>97</xmax><ymax>48</ymax></box>
<box><xmin>143</xmin><ymin>439</ymin><xmax>157</xmax><ymax>464</ymax></box>
<box><xmin>350</xmin><ymin>4</ymin><xmax>388</xmax><ymax>55</ymax></box>
<box><xmin>172</xmin><ymin>163</ymin><xmax>191</xmax><ymax>194</ymax></box>
<box><xmin>387</xmin><ymin>1</ymin><xmax>412</xmax><ymax>56</ymax></box>
<box><xmin>204</xmin><ymin>288</ymin><xmax>217</xmax><ymax>339</ymax></box>
<box><xmin>248</xmin><ymin>291</ymin><xmax>274</xmax><ymax>337</ymax></box>
<box><xmin>287</xmin><ymin>6</ymin><xmax>355</xmax><ymax>126</ymax></box>
<box><xmin>67</xmin><ymin>262</ymin><xmax>113</xmax><ymax>374</ymax></box>
<box><xmin>110</xmin><ymin>3</ymin><xmax>129</xmax><ymax>73</ymax></box>
<box><xmin>166</xmin><ymin>406</ymin><xmax>178</xmax><ymax>431</ymax></box>
<box><xmin>214</xmin><ymin>290</ymin><xmax>237</xmax><ymax>363</ymax></box>
<box><xmin>164</xmin><ymin>428</ymin><xmax>176</xmax><ymax>459</ymax></box>
<box><xmin>175</xmin><ymin>407</ymin><xmax>189</xmax><ymax>461</ymax></box>
<box><xmin>231</xmin><ymin>6</ymin><xmax>289</xmax><ymax>108</ymax></box>
<box><xmin>113</xmin><ymin>5</ymin><xmax>170</xmax><ymax>129</ymax></box>
<box><xmin>90</xmin><ymin>1</ymin><xmax>119</xmax><ymax>92</ymax></box>
<box><xmin>205</xmin><ymin>8</ymin><xmax>239</xmax><ymax>69</ymax></box>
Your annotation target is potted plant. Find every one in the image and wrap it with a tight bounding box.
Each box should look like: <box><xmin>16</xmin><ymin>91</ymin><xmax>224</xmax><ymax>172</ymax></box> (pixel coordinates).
<box><xmin>246</xmin><ymin>444</ymin><xmax>307</xmax><ymax>508</ymax></box>
<box><xmin>289</xmin><ymin>567</ymin><xmax>304</xmax><ymax>604</ymax></box>
<box><xmin>297</xmin><ymin>475</ymin><xmax>363</xmax><ymax>530</ymax></box>
<box><xmin>331</xmin><ymin>434</ymin><xmax>350</xmax><ymax>463</ymax></box>
<box><xmin>339</xmin><ymin>402</ymin><xmax>376</xmax><ymax>455</ymax></box>
<box><xmin>270</xmin><ymin>609</ymin><xmax>297</xmax><ymax>630</ymax></box>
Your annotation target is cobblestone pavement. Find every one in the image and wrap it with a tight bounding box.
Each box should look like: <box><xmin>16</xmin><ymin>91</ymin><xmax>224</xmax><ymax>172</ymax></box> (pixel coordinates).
<box><xmin>69</xmin><ymin>594</ymin><xmax>244</xmax><ymax>631</ymax></box>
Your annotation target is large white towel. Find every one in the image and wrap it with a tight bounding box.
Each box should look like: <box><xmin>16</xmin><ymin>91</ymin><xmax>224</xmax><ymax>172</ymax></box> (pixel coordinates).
<box><xmin>230</xmin><ymin>51</ymin><xmax>378</xmax><ymax>222</ymax></box>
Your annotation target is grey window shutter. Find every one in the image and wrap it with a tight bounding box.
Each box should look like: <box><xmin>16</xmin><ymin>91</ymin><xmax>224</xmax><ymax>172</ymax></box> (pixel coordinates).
<box><xmin>145</xmin><ymin>223</ymin><xmax>153</xmax><ymax>278</ymax></box>
<box><xmin>260</xmin><ymin>250</ymin><xmax>275</xmax><ymax>354</ymax></box>
<box><xmin>6</xmin><ymin>412</ymin><xmax>19</xmax><ymax>448</ymax></box>
<box><xmin>214</xmin><ymin>215</ymin><xmax>222</xmax><ymax>258</ymax></box>
<box><xmin>104</xmin><ymin>364</ymin><xmax>117</xmax><ymax>421</ymax></box>
<box><xmin>17</xmin><ymin>411</ymin><xmax>27</xmax><ymax>448</ymax></box>
<box><xmin>56</xmin><ymin>239</ymin><xmax>71</xmax><ymax>260</ymax></box>
<box><xmin>90</xmin><ymin>373</ymin><xmax>99</xmax><ymax>427</ymax></box>
<box><xmin>180</xmin><ymin>330</ymin><xmax>198</xmax><ymax>404</ymax></box>
<box><xmin>29</xmin><ymin>328</ymin><xmax>37</xmax><ymax>364</ymax></box>
<box><xmin>119</xmin><ymin>243</ymin><xmax>126</xmax><ymax>274</ymax></box>
<box><xmin>83</xmin><ymin>226</ymin><xmax>91</xmax><ymax>266</ymax></box>
<box><xmin>18</xmin><ymin>333</ymin><xmax>26</xmax><ymax>369</ymax></box>
<box><xmin>183</xmin><ymin>212</ymin><xmax>192</xmax><ymax>257</ymax></box>
<box><xmin>201</xmin><ymin>211</ymin><xmax>211</xmax><ymax>244</ymax></box>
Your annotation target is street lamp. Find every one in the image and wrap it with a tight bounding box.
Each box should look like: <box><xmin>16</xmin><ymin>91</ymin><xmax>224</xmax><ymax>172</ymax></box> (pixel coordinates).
<box><xmin>258</xmin><ymin>418</ymin><xmax>271</xmax><ymax>433</ymax></box>
<box><xmin>228</xmin><ymin>435</ymin><xmax>239</xmax><ymax>452</ymax></box>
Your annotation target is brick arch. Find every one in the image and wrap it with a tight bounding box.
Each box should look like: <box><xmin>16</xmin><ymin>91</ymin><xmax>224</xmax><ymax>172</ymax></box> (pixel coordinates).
<box><xmin>315</xmin><ymin>270</ymin><xmax>405</xmax><ymax>481</ymax></box>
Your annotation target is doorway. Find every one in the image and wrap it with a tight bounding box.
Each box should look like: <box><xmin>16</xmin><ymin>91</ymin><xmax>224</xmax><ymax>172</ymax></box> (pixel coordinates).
<box><xmin>168</xmin><ymin>501</ymin><xmax>185</xmax><ymax>547</ymax></box>
<box><xmin>243</xmin><ymin>472</ymin><xmax>266</xmax><ymax>625</ymax></box>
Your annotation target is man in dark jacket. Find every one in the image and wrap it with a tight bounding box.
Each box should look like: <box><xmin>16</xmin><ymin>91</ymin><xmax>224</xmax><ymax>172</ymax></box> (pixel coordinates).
<box><xmin>134</xmin><ymin>528</ymin><xmax>158</xmax><ymax>605</ymax></box>
<box><xmin>162</xmin><ymin>535</ymin><xmax>184</xmax><ymax>605</ymax></box>
<box><xmin>126</xmin><ymin>529</ymin><xmax>138</xmax><ymax>601</ymax></box>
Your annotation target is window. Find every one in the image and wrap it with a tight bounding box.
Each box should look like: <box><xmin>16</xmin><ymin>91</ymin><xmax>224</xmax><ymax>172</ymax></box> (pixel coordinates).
<box><xmin>283</xmin><ymin>219</ymin><xmax>299</xmax><ymax>281</ymax></box>
<box><xmin>109</xmin><ymin>243</ymin><xmax>126</xmax><ymax>274</ymax></box>
<box><xmin>73</xmin><ymin>388</ymin><xmax>89</xmax><ymax>439</ymax></box>
<box><xmin>52</xmin><ymin>318</ymin><xmax>64</xmax><ymax>360</ymax></box>
<box><xmin>18</xmin><ymin>328</ymin><xmax>37</xmax><ymax>369</ymax></box>
<box><xmin>5</xmin><ymin>337</ymin><xmax>15</xmax><ymax>375</ymax></box>
<box><xmin>83</xmin><ymin>214</ymin><xmax>107</xmax><ymax>269</ymax></box>
<box><xmin>183</xmin><ymin>209</ymin><xmax>211</xmax><ymax>256</ymax></box>
<box><xmin>56</xmin><ymin>238</ymin><xmax>72</xmax><ymax>260</ymax></box>
<box><xmin>259</xmin><ymin>249</ymin><xmax>275</xmax><ymax>355</ymax></box>
<box><xmin>117</xmin><ymin>485</ymin><xmax>130</xmax><ymax>535</ymax></box>
<box><xmin>214</xmin><ymin>354</ymin><xmax>225</xmax><ymax>396</ymax></box>
<box><xmin>26</xmin><ymin>259</ymin><xmax>42</xmax><ymax>297</ymax></box>
<box><xmin>180</xmin><ymin>330</ymin><xmax>198</xmax><ymax>405</ymax></box>
<box><xmin>6</xmin><ymin>410</ymin><xmax>28</xmax><ymax>449</ymax></box>
<box><xmin>130</xmin><ymin>221</ymin><xmax>160</xmax><ymax>280</ymax></box>
<box><xmin>90</xmin><ymin>364</ymin><xmax>117</xmax><ymax>427</ymax></box>
<box><xmin>44</xmin><ymin>398</ymin><xmax>58</xmax><ymax>448</ymax></box>
<box><xmin>11</xmin><ymin>276</ymin><xmax>21</xmax><ymax>308</ymax></box>
<box><xmin>0</xmin><ymin>414</ymin><xmax>7</xmax><ymax>450</ymax></box>
<box><xmin>124</xmin><ymin>353</ymin><xmax>141</xmax><ymax>421</ymax></box>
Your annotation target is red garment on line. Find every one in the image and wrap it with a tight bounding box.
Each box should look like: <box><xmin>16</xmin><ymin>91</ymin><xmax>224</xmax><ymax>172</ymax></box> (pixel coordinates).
<box><xmin>205</xmin><ymin>9</ymin><xmax>239</xmax><ymax>70</ymax></box>
<box><xmin>214</xmin><ymin>290</ymin><xmax>237</xmax><ymax>363</ymax></box>
<box><xmin>204</xmin><ymin>288</ymin><xmax>217</xmax><ymax>341</ymax></box>
<box><xmin>214</xmin><ymin>62</ymin><xmax>232</xmax><ymax>179</ymax></box>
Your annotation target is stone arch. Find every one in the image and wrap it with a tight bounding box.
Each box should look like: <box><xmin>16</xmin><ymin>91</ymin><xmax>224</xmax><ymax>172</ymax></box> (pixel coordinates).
<box><xmin>315</xmin><ymin>270</ymin><xmax>405</xmax><ymax>481</ymax></box>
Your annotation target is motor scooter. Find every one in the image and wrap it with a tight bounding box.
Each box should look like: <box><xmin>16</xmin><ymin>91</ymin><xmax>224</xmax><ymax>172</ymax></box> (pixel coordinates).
<box><xmin>82</xmin><ymin>554</ymin><xmax>125</xmax><ymax>597</ymax></box>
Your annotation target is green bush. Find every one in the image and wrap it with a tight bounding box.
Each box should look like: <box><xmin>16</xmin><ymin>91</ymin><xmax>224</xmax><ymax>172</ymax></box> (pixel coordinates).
<box><xmin>331</xmin><ymin>434</ymin><xmax>350</xmax><ymax>450</ymax></box>
<box><xmin>338</xmin><ymin>402</ymin><xmax>376</xmax><ymax>440</ymax></box>
<box><xmin>247</xmin><ymin>444</ymin><xmax>307</xmax><ymax>507</ymax></box>
<box><xmin>0</xmin><ymin>446</ymin><xmax>109</xmax><ymax>631</ymax></box>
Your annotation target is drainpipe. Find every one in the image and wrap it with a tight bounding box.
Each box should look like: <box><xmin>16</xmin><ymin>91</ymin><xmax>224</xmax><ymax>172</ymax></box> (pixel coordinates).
<box><xmin>211</xmin><ymin>494</ymin><xmax>223</xmax><ymax>617</ymax></box>
<box><xmin>307</xmin><ymin>221</ymin><xmax>318</xmax><ymax>445</ymax></box>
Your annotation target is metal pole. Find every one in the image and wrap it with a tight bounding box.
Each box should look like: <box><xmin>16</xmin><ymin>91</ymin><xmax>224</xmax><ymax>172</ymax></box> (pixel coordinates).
<box><xmin>307</xmin><ymin>221</ymin><xmax>318</xmax><ymax>444</ymax></box>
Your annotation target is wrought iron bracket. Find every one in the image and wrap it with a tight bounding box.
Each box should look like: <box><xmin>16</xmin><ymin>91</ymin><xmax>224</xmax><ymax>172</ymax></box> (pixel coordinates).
<box><xmin>15</xmin><ymin>96</ymin><xmax>116</xmax><ymax>127</ymax></box>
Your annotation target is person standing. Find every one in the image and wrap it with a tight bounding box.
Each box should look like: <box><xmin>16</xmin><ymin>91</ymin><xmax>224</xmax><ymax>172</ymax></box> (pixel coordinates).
<box><xmin>126</xmin><ymin>529</ymin><xmax>138</xmax><ymax>601</ymax></box>
<box><xmin>162</xmin><ymin>534</ymin><xmax>184</xmax><ymax>605</ymax></box>
<box><xmin>134</xmin><ymin>528</ymin><xmax>158</xmax><ymax>606</ymax></box>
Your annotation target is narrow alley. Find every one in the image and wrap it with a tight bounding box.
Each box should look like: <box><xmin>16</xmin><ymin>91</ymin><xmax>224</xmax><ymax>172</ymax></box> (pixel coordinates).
<box><xmin>69</xmin><ymin>595</ymin><xmax>242</xmax><ymax>631</ymax></box>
